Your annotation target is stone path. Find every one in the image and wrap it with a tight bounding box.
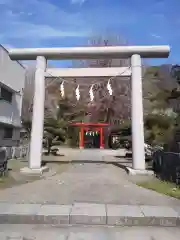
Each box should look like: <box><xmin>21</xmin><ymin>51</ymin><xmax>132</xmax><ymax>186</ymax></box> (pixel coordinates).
<box><xmin>0</xmin><ymin>163</ymin><xmax>180</xmax><ymax>206</ymax></box>
<box><xmin>0</xmin><ymin>202</ymin><xmax>179</xmax><ymax>226</ymax></box>
<box><xmin>56</xmin><ymin>148</ymin><xmax>127</xmax><ymax>158</ymax></box>
<box><xmin>0</xmin><ymin>225</ymin><xmax>180</xmax><ymax>239</ymax></box>
<box><xmin>43</xmin><ymin>148</ymin><xmax>127</xmax><ymax>162</ymax></box>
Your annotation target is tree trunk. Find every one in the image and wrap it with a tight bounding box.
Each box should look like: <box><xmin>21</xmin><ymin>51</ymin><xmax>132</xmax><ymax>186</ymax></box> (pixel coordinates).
<box><xmin>47</xmin><ymin>139</ymin><xmax>52</xmax><ymax>155</ymax></box>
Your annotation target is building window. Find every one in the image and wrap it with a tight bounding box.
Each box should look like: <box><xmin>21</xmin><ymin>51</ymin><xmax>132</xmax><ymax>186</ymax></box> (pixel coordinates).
<box><xmin>0</xmin><ymin>86</ymin><xmax>13</xmax><ymax>103</ymax></box>
<box><xmin>3</xmin><ymin>127</ymin><xmax>13</xmax><ymax>139</ymax></box>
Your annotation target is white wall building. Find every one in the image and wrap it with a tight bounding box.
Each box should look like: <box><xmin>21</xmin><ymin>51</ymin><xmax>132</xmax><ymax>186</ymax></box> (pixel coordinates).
<box><xmin>0</xmin><ymin>45</ymin><xmax>26</xmax><ymax>147</ymax></box>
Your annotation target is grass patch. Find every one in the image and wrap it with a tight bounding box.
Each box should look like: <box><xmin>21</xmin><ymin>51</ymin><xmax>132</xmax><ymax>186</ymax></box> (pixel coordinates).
<box><xmin>0</xmin><ymin>158</ymin><xmax>40</xmax><ymax>189</ymax></box>
<box><xmin>137</xmin><ymin>179</ymin><xmax>180</xmax><ymax>199</ymax></box>
<box><xmin>8</xmin><ymin>158</ymin><xmax>27</xmax><ymax>171</ymax></box>
<box><xmin>0</xmin><ymin>159</ymin><xmax>69</xmax><ymax>189</ymax></box>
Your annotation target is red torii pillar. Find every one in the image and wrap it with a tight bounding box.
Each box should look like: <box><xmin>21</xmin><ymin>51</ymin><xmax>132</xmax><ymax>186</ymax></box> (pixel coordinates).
<box><xmin>80</xmin><ymin>127</ymin><xmax>84</xmax><ymax>149</ymax></box>
<box><xmin>100</xmin><ymin>127</ymin><xmax>104</xmax><ymax>149</ymax></box>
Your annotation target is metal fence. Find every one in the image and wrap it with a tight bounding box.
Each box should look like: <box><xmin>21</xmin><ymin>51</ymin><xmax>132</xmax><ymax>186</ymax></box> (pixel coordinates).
<box><xmin>153</xmin><ymin>150</ymin><xmax>180</xmax><ymax>185</ymax></box>
<box><xmin>4</xmin><ymin>145</ymin><xmax>29</xmax><ymax>160</ymax></box>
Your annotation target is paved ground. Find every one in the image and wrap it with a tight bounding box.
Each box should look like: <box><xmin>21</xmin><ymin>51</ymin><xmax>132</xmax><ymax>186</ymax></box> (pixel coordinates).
<box><xmin>56</xmin><ymin>148</ymin><xmax>127</xmax><ymax>158</ymax></box>
<box><xmin>0</xmin><ymin>225</ymin><xmax>180</xmax><ymax>239</ymax></box>
<box><xmin>42</xmin><ymin>148</ymin><xmax>127</xmax><ymax>162</ymax></box>
<box><xmin>0</xmin><ymin>163</ymin><xmax>180</xmax><ymax>206</ymax></box>
<box><xmin>0</xmin><ymin>202</ymin><xmax>179</xmax><ymax>226</ymax></box>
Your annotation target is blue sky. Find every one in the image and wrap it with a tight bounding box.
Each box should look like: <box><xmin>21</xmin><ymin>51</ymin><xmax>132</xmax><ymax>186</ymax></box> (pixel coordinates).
<box><xmin>0</xmin><ymin>0</ymin><xmax>179</xmax><ymax>66</ymax></box>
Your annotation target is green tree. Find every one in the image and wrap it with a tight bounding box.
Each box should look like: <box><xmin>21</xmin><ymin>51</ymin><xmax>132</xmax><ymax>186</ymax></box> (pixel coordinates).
<box><xmin>44</xmin><ymin>97</ymin><xmax>87</xmax><ymax>153</ymax></box>
<box><xmin>144</xmin><ymin>114</ymin><xmax>176</xmax><ymax>146</ymax></box>
<box><xmin>44</xmin><ymin>117</ymin><xmax>66</xmax><ymax>154</ymax></box>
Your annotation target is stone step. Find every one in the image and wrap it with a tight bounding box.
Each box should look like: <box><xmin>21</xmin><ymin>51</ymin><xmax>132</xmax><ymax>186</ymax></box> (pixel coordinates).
<box><xmin>0</xmin><ymin>202</ymin><xmax>179</xmax><ymax>227</ymax></box>
<box><xmin>0</xmin><ymin>225</ymin><xmax>180</xmax><ymax>240</ymax></box>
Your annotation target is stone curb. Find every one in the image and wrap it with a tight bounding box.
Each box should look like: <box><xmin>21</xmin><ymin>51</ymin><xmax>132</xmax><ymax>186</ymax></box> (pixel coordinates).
<box><xmin>0</xmin><ymin>203</ymin><xmax>179</xmax><ymax>226</ymax></box>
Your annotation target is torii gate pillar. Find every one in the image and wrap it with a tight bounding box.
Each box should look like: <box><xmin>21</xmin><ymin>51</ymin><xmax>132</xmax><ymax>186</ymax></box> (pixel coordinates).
<box><xmin>131</xmin><ymin>54</ymin><xmax>145</xmax><ymax>170</ymax></box>
<box><xmin>8</xmin><ymin>45</ymin><xmax>170</xmax><ymax>175</ymax></box>
<box><xmin>29</xmin><ymin>56</ymin><xmax>47</xmax><ymax>170</ymax></box>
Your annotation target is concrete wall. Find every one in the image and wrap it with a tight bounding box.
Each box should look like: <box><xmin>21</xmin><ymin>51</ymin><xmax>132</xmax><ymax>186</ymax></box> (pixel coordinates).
<box><xmin>0</xmin><ymin>93</ymin><xmax>22</xmax><ymax>127</ymax></box>
<box><xmin>4</xmin><ymin>144</ymin><xmax>28</xmax><ymax>159</ymax></box>
<box><xmin>0</xmin><ymin>45</ymin><xmax>25</xmax><ymax>92</ymax></box>
<box><xmin>0</xmin><ymin>45</ymin><xmax>26</xmax><ymax>146</ymax></box>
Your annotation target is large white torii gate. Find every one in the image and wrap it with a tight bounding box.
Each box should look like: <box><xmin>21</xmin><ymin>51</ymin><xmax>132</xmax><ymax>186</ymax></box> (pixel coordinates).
<box><xmin>8</xmin><ymin>45</ymin><xmax>170</xmax><ymax>174</ymax></box>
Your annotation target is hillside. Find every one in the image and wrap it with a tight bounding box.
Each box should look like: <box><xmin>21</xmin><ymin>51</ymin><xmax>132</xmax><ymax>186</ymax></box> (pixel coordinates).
<box><xmin>143</xmin><ymin>64</ymin><xmax>179</xmax><ymax>115</ymax></box>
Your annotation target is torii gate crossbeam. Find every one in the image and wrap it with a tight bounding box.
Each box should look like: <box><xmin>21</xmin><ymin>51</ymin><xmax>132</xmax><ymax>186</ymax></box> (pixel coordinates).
<box><xmin>8</xmin><ymin>45</ymin><xmax>170</xmax><ymax>174</ymax></box>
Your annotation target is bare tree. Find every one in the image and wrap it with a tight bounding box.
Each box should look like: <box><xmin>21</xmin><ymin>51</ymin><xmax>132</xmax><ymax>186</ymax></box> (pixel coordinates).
<box><xmin>86</xmin><ymin>34</ymin><xmax>130</xmax><ymax>68</ymax></box>
<box><xmin>19</xmin><ymin>64</ymin><xmax>36</xmax><ymax>159</ymax></box>
<box><xmin>21</xmin><ymin>62</ymin><xmax>61</xmax><ymax>122</ymax></box>
<box><xmin>75</xmin><ymin>34</ymin><xmax>131</xmax><ymax>125</ymax></box>
<box><xmin>21</xmin><ymin>64</ymin><xmax>36</xmax><ymax>128</ymax></box>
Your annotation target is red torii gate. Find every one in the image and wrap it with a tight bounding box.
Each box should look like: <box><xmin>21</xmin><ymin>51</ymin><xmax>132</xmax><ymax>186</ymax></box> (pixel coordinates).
<box><xmin>70</xmin><ymin>122</ymin><xmax>109</xmax><ymax>149</ymax></box>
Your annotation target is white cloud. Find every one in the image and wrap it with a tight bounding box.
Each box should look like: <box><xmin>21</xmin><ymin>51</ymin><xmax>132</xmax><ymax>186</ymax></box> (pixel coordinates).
<box><xmin>0</xmin><ymin>0</ymin><xmax>89</xmax><ymax>46</ymax></box>
<box><xmin>151</xmin><ymin>33</ymin><xmax>162</xmax><ymax>39</ymax></box>
<box><xmin>71</xmin><ymin>0</ymin><xmax>86</xmax><ymax>5</ymax></box>
<box><xmin>1</xmin><ymin>22</ymin><xmax>89</xmax><ymax>40</ymax></box>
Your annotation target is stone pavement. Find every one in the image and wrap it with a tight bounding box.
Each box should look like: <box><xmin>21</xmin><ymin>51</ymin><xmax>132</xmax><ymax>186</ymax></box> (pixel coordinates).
<box><xmin>52</xmin><ymin>148</ymin><xmax>127</xmax><ymax>162</ymax></box>
<box><xmin>0</xmin><ymin>163</ymin><xmax>180</xmax><ymax>206</ymax></box>
<box><xmin>56</xmin><ymin>147</ymin><xmax>127</xmax><ymax>157</ymax></box>
<box><xmin>0</xmin><ymin>225</ymin><xmax>180</xmax><ymax>239</ymax></box>
<box><xmin>0</xmin><ymin>202</ymin><xmax>179</xmax><ymax>226</ymax></box>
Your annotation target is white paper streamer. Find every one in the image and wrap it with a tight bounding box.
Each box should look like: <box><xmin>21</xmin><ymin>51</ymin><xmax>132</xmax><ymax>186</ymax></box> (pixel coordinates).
<box><xmin>89</xmin><ymin>85</ymin><xmax>94</xmax><ymax>102</ymax></box>
<box><xmin>75</xmin><ymin>85</ymin><xmax>80</xmax><ymax>100</ymax></box>
<box><xmin>107</xmin><ymin>80</ymin><xmax>113</xmax><ymax>95</ymax></box>
<box><xmin>60</xmin><ymin>81</ymin><xmax>65</xmax><ymax>98</ymax></box>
